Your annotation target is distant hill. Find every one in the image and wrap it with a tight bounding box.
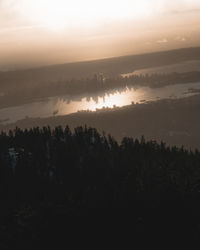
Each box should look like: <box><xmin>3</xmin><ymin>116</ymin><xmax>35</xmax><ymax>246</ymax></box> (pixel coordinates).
<box><xmin>1</xmin><ymin>47</ymin><xmax>200</xmax><ymax>89</ymax></box>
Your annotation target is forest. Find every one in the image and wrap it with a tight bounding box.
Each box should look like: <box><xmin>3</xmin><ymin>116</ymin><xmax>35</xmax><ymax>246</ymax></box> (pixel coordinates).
<box><xmin>1</xmin><ymin>70</ymin><xmax>200</xmax><ymax>109</ymax></box>
<box><xmin>1</xmin><ymin>125</ymin><xmax>200</xmax><ymax>247</ymax></box>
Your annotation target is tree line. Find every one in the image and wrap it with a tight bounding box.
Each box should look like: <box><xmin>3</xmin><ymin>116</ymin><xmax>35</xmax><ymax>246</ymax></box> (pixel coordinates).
<box><xmin>2</xmin><ymin>71</ymin><xmax>200</xmax><ymax>109</ymax></box>
<box><xmin>1</xmin><ymin>125</ymin><xmax>200</xmax><ymax>247</ymax></box>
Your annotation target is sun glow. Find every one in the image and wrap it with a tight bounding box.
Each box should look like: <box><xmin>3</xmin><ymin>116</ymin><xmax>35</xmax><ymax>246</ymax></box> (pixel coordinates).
<box><xmin>16</xmin><ymin>0</ymin><xmax>152</xmax><ymax>30</ymax></box>
<box><xmin>60</xmin><ymin>89</ymin><xmax>141</xmax><ymax>115</ymax></box>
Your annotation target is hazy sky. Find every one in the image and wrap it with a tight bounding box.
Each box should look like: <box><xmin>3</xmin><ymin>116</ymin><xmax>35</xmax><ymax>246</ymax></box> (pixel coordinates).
<box><xmin>0</xmin><ymin>0</ymin><xmax>200</xmax><ymax>70</ymax></box>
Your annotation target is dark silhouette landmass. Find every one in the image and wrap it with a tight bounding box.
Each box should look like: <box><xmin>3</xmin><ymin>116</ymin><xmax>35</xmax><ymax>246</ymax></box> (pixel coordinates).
<box><xmin>1</xmin><ymin>70</ymin><xmax>200</xmax><ymax>109</ymax></box>
<box><xmin>0</xmin><ymin>126</ymin><xmax>200</xmax><ymax>248</ymax></box>
<box><xmin>1</xmin><ymin>47</ymin><xmax>200</xmax><ymax>246</ymax></box>
<box><xmin>1</xmin><ymin>47</ymin><xmax>200</xmax><ymax>109</ymax></box>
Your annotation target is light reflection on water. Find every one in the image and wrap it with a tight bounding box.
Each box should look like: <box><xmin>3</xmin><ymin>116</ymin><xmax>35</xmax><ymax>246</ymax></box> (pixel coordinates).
<box><xmin>0</xmin><ymin>82</ymin><xmax>200</xmax><ymax>124</ymax></box>
<box><xmin>58</xmin><ymin>88</ymin><xmax>140</xmax><ymax>114</ymax></box>
<box><xmin>121</xmin><ymin>60</ymin><xmax>200</xmax><ymax>78</ymax></box>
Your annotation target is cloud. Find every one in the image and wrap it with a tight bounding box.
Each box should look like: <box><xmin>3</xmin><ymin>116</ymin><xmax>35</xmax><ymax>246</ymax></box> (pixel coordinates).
<box><xmin>157</xmin><ymin>38</ymin><xmax>168</xmax><ymax>44</ymax></box>
<box><xmin>148</xmin><ymin>0</ymin><xmax>200</xmax><ymax>15</ymax></box>
<box><xmin>175</xmin><ymin>36</ymin><xmax>186</xmax><ymax>42</ymax></box>
<box><xmin>1</xmin><ymin>0</ymin><xmax>200</xmax><ymax>31</ymax></box>
<box><xmin>0</xmin><ymin>0</ymin><xmax>33</xmax><ymax>32</ymax></box>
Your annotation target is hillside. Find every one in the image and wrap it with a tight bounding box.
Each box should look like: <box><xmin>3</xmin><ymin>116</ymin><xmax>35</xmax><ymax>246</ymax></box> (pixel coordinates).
<box><xmin>1</xmin><ymin>47</ymin><xmax>200</xmax><ymax>90</ymax></box>
<box><xmin>1</xmin><ymin>126</ymin><xmax>200</xmax><ymax>247</ymax></box>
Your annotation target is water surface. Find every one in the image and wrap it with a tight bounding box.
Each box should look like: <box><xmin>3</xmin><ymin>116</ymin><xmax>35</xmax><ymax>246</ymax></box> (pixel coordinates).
<box><xmin>0</xmin><ymin>81</ymin><xmax>200</xmax><ymax>125</ymax></box>
<box><xmin>122</xmin><ymin>60</ymin><xmax>200</xmax><ymax>78</ymax></box>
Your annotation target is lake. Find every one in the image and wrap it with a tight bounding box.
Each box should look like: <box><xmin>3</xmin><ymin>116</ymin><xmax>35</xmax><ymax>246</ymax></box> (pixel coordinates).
<box><xmin>0</xmin><ymin>81</ymin><xmax>200</xmax><ymax>125</ymax></box>
<box><xmin>121</xmin><ymin>60</ymin><xmax>200</xmax><ymax>78</ymax></box>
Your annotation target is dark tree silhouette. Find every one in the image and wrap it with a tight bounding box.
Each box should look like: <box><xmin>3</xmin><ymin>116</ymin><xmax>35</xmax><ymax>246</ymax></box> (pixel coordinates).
<box><xmin>0</xmin><ymin>125</ymin><xmax>200</xmax><ymax>248</ymax></box>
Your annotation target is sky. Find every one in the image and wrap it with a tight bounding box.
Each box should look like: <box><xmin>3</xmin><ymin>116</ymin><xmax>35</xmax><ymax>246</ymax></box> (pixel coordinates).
<box><xmin>0</xmin><ymin>0</ymin><xmax>200</xmax><ymax>70</ymax></box>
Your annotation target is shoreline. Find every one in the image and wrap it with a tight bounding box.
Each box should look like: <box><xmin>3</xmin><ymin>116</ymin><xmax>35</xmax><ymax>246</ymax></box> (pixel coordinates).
<box><xmin>1</xmin><ymin>93</ymin><xmax>200</xmax><ymax>150</ymax></box>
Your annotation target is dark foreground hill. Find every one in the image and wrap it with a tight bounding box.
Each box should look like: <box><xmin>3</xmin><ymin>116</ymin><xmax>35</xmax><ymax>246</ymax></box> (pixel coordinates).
<box><xmin>1</xmin><ymin>126</ymin><xmax>200</xmax><ymax>247</ymax></box>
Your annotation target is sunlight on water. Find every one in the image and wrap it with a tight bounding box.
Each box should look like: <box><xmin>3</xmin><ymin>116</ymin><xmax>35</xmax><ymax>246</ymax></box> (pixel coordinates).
<box><xmin>58</xmin><ymin>89</ymin><xmax>141</xmax><ymax>115</ymax></box>
<box><xmin>1</xmin><ymin>82</ymin><xmax>200</xmax><ymax>125</ymax></box>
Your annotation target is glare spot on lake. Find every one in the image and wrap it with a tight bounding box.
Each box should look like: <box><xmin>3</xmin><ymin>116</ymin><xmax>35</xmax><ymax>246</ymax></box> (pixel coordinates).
<box><xmin>58</xmin><ymin>89</ymin><xmax>139</xmax><ymax>115</ymax></box>
<box><xmin>1</xmin><ymin>82</ymin><xmax>200</xmax><ymax>124</ymax></box>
